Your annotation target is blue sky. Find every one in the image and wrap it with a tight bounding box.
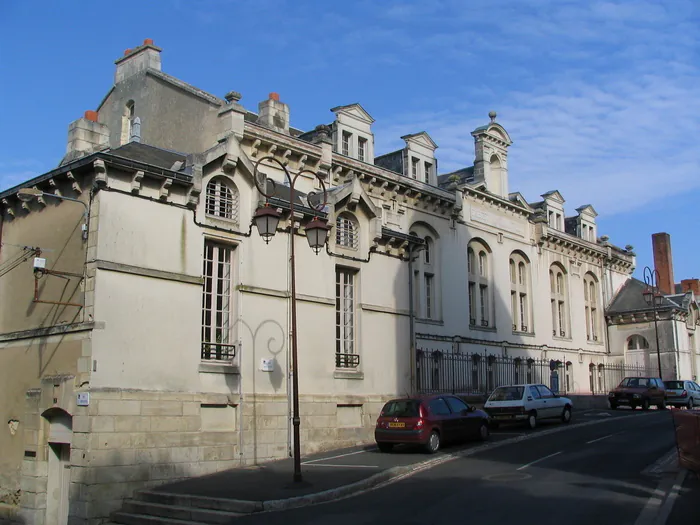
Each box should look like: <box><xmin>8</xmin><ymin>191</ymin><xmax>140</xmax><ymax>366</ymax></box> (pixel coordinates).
<box><xmin>1</xmin><ymin>0</ymin><xmax>698</xmax><ymax>281</ymax></box>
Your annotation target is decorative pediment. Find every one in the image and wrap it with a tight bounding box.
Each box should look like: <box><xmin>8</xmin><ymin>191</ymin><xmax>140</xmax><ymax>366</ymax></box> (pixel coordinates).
<box><xmin>576</xmin><ymin>204</ymin><xmax>598</xmax><ymax>218</ymax></box>
<box><xmin>508</xmin><ymin>192</ymin><xmax>532</xmax><ymax>211</ymax></box>
<box><xmin>401</xmin><ymin>132</ymin><xmax>438</xmax><ymax>151</ymax></box>
<box><xmin>331</xmin><ymin>103</ymin><xmax>375</xmax><ymax>124</ymax></box>
<box><xmin>541</xmin><ymin>190</ymin><xmax>565</xmax><ymax>204</ymax></box>
<box><xmin>331</xmin><ymin>174</ymin><xmax>379</xmax><ymax>219</ymax></box>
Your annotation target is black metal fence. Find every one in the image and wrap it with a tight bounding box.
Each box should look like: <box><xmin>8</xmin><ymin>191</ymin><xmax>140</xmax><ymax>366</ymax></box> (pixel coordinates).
<box><xmin>416</xmin><ymin>348</ymin><xmax>657</xmax><ymax>396</ymax></box>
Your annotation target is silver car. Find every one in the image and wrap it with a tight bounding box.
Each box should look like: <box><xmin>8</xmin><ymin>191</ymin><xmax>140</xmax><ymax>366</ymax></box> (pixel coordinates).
<box><xmin>664</xmin><ymin>380</ymin><xmax>700</xmax><ymax>409</ymax></box>
<box><xmin>484</xmin><ymin>384</ymin><xmax>573</xmax><ymax>429</ymax></box>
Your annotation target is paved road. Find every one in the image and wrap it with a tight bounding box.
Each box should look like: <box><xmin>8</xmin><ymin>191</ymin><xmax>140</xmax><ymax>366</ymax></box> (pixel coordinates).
<box><xmin>237</xmin><ymin>410</ymin><xmax>678</xmax><ymax>525</ymax></box>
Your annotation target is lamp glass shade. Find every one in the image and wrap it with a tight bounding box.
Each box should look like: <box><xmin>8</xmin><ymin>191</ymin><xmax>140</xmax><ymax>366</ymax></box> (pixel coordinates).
<box><xmin>305</xmin><ymin>218</ymin><xmax>330</xmax><ymax>254</ymax></box>
<box><xmin>17</xmin><ymin>188</ymin><xmax>43</xmax><ymax>202</ymax></box>
<box><xmin>253</xmin><ymin>206</ymin><xmax>281</xmax><ymax>243</ymax></box>
<box><xmin>654</xmin><ymin>294</ymin><xmax>664</xmax><ymax>307</ymax></box>
<box><xmin>642</xmin><ymin>288</ymin><xmax>653</xmax><ymax>306</ymax></box>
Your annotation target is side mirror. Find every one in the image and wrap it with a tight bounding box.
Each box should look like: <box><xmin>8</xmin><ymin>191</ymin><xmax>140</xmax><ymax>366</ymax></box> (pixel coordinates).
<box><xmin>469</xmin><ymin>405</ymin><xmax>476</xmax><ymax>412</ymax></box>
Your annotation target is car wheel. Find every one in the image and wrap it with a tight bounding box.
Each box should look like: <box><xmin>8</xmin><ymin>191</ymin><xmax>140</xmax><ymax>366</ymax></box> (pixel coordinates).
<box><xmin>562</xmin><ymin>406</ymin><xmax>572</xmax><ymax>424</ymax></box>
<box><xmin>527</xmin><ymin>411</ymin><xmax>537</xmax><ymax>430</ymax></box>
<box><xmin>610</xmin><ymin>402</ymin><xmax>618</xmax><ymax>410</ymax></box>
<box><xmin>425</xmin><ymin>430</ymin><xmax>440</xmax><ymax>454</ymax></box>
<box><xmin>688</xmin><ymin>398</ymin><xmax>694</xmax><ymax>410</ymax></box>
<box><xmin>477</xmin><ymin>422</ymin><xmax>490</xmax><ymax>441</ymax></box>
<box><xmin>377</xmin><ymin>442</ymin><xmax>393</xmax><ymax>453</ymax></box>
<box><xmin>641</xmin><ymin>399</ymin><xmax>650</xmax><ymax>411</ymax></box>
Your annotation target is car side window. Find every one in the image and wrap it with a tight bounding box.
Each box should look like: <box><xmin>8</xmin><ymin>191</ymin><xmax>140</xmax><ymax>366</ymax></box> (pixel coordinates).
<box><xmin>694</xmin><ymin>382</ymin><xmax>700</xmax><ymax>391</ymax></box>
<box><xmin>537</xmin><ymin>385</ymin><xmax>555</xmax><ymax>399</ymax></box>
<box><xmin>428</xmin><ymin>398</ymin><xmax>451</xmax><ymax>416</ymax></box>
<box><xmin>444</xmin><ymin>396</ymin><xmax>469</xmax><ymax>414</ymax></box>
<box><xmin>529</xmin><ymin>386</ymin><xmax>541</xmax><ymax>399</ymax></box>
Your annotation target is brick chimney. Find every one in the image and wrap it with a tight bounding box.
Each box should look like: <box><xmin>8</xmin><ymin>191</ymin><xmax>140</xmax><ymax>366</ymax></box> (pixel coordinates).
<box><xmin>257</xmin><ymin>92</ymin><xmax>289</xmax><ymax>134</ymax></box>
<box><xmin>681</xmin><ymin>279</ymin><xmax>700</xmax><ymax>297</ymax></box>
<box><xmin>652</xmin><ymin>232</ymin><xmax>675</xmax><ymax>295</ymax></box>
<box><xmin>115</xmin><ymin>39</ymin><xmax>162</xmax><ymax>84</ymax></box>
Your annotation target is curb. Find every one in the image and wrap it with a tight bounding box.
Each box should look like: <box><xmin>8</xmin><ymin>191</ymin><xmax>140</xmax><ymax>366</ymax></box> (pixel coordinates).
<box><xmin>150</xmin><ymin>410</ymin><xmax>664</xmax><ymax>517</ymax></box>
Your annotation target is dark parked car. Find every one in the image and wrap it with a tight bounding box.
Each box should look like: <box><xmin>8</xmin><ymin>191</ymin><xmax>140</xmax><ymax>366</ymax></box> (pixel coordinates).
<box><xmin>374</xmin><ymin>395</ymin><xmax>490</xmax><ymax>453</ymax></box>
<box><xmin>608</xmin><ymin>376</ymin><xmax>667</xmax><ymax>410</ymax></box>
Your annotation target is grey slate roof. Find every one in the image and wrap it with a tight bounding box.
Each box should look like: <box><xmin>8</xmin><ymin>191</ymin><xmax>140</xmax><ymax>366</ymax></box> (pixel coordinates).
<box><xmin>606</xmin><ymin>278</ymin><xmax>691</xmax><ymax>315</ymax></box>
<box><xmin>109</xmin><ymin>142</ymin><xmax>188</xmax><ymax>171</ymax></box>
<box><xmin>437</xmin><ymin>166</ymin><xmax>474</xmax><ymax>188</ymax></box>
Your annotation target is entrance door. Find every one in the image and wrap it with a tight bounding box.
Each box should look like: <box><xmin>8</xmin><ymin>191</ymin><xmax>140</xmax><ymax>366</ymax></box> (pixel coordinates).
<box><xmin>46</xmin><ymin>443</ymin><xmax>70</xmax><ymax>525</ymax></box>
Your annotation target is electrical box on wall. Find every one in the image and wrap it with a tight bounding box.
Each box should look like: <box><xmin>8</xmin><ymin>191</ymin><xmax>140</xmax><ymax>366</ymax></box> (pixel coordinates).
<box><xmin>260</xmin><ymin>358</ymin><xmax>274</xmax><ymax>372</ymax></box>
<box><xmin>33</xmin><ymin>257</ymin><xmax>46</xmax><ymax>270</ymax></box>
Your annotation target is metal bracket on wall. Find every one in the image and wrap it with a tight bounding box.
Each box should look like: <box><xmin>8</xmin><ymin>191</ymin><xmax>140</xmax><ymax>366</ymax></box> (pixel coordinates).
<box><xmin>33</xmin><ymin>268</ymin><xmax>85</xmax><ymax>308</ymax></box>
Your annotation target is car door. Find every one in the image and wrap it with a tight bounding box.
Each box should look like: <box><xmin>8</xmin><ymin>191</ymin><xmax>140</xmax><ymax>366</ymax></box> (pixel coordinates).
<box><xmin>444</xmin><ymin>395</ymin><xmax>475</xmax><ymax>440</ymax></box>
<box><xmin>428</xmin><ymin>397</ymin><xmax>454</xmax><ymax>441</ymax></box>
<box><xmin>527</xmin><ymin>385</ymin><xmax>546</xmax><ymax>416</ymax></box>
<box><xmin>536</xmin><ymin>385</ymin><xmax>560</xmax><ymax>418</ymax></box>
<box><xmin>651</xmin><ymin>378</ymin><xmax>664</xmax><ymax>405</ymax></box>
<box><xmin>691</xmin><ymin>382</ymin><xmax>700</xmax><ymax>405</ymax></box>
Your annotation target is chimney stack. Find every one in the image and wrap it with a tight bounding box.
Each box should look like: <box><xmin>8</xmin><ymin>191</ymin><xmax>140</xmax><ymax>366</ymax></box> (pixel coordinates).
<box><xmin>257</xmin><ymin>92</ymin><xmax>290</xmax><ymax>134</ymax></box>
<box><xmin>115</xmin><ymin>39</ymin><xmax>162</xmax><ymax>84</ymax></box>
<box><xmin>652</xmin><ymin>232</ymin><xmax>675</xmax><ymax>295</ymax></box>
<box><xmin>681</xmin><ymin>279</ymin><xmax>700</xmax><ymax>297</ymax></box>
<box><xmin>60</xmin><ymin>111</ymin><xmax>110</xmax><ymax>165</ymax></box>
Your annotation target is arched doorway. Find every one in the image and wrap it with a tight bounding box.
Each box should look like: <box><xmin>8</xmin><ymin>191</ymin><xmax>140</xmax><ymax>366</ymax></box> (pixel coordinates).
<box><xmin>42</xmin><ymin>408</ymin><xmax>72</xmax><ymax>525</ymax></box>
<box><xmin>626</xmin><ymin>335</ymin><xmax>650</xmax><ymax>369</ymax></box>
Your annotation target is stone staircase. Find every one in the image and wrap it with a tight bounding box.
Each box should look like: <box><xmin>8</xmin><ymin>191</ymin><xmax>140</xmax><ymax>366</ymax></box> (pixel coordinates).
<box><xmin>109</xmin><ymin>490</ymin><xmax>259</xmax><ymax>524</ymax></box>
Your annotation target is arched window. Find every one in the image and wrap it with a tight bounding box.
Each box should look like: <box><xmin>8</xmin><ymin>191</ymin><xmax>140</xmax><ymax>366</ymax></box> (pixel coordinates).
<box><xmin>627</xmin><ymin>335</ymin><xmax>650</xmax><ymax>350</ymax></box>
<box><xmin>510</xmin><ymin>252</ymin><xmax>531</xmax><ymax>333</ymax></box>
<box><xmin>410</xmin><ymin>224</ymin><xmax>440</xmax><ymax>321</ymax></box>
<box><xmin>584</xmin><ymin>273</ymin><xmax>600</xmax><ymax>342</ymax></box>
<box><xmin>335</xmin><ymin>214</ymin><xmax>359</xmax><ymax>250</ymax></box>
<box><xmin>468</xmin><ymin>240</ymin><xmax>492</xmax><ymax>328</ymax></box>
<box><xmin>550</xmin><ymin>263</ymin><xmax>568</xmax><ymax>338</ymax></box>
<box><xmin>205</xmin><ymin>177</ymin><xmax>239</xmax><ymax>223</ymax></box>
<box><xmin>121</xmin><ymin>100</ymin><xmax>136</xmax><ymax>145</ymax></box>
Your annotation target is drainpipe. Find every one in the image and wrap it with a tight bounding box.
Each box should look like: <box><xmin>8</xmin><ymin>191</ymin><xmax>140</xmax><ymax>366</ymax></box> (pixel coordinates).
<box><xmin>408</xmin><ymin>243</ymin><xmax>425</xmax><ymax>394</ymax></box>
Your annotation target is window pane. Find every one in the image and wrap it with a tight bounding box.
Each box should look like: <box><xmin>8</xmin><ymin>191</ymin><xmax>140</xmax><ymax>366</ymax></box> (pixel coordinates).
<box><xmin>444</xmin><ymin>396</ymin><xmax>469</xmax><ymax>413</ymax></box>
<box><xmin>428</xmin><ymin>398</ymin><xmax>451</xmax><ymax>416</ymax></box>
<box><xmin>529</xmin><ymin>386</ymin><xmax>541</xmax><ymax>399</ymax></box>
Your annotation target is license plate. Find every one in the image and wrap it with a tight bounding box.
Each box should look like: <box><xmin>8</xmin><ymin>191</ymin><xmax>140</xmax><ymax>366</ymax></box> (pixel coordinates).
<box><xmin>494</xmin><ymin>415</ymin><xmax>511</xmax><ymax>420</ymax></box>
<box><xmin>618</xmin><ymin>399</ymin><xmax>629</xmax><ymax>403</ymax></box>
<box><xmin>388</xmin><ymin>422</ymin><xmax>405</xmax><ymax>428</ymax></box>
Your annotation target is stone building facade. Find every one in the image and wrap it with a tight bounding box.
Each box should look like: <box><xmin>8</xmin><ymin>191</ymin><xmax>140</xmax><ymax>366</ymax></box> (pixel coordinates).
<box><xmin>0</xmin><ymin>40</ymin><xmax>681</xmax><ymax>524</ymax></box>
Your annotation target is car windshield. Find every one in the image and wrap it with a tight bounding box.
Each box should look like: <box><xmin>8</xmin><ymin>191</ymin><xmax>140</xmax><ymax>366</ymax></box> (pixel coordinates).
<box><xmin>488</xmin><ymin>386</ymin><xmax>524</xmax><ymax>401</ymax></box>
<box><xmin>381</xmin><ymin>400</ymin><xmax>421</xmax><ymax>417</ymax></box>
<box><xmin>619</xmin><ymin>377</ymin><xmax>651</xmax><ymax>388</ymax></box>
<box><xmin>665</xmin><ymin>381</ymin><xmax>684</xmax><ymax>390</ymax></box>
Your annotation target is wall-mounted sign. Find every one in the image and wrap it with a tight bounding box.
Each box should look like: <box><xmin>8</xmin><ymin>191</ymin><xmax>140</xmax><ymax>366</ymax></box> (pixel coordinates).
<box><xmin>260</xmin><ymin>358</ymin><xmax>275</xmax><ymax>372</ymax></box>
<box><xmin>76</xmin><ymin>392</ymin><xmax>90</xmax><ymax>407</ymax></box>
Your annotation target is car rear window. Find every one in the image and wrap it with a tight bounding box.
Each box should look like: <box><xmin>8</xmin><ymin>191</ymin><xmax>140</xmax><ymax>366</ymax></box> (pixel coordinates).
<box><xmin>488</xmin><ymin>386</ymin><xmax>524</xmax><ymax>401</ymax></box>
<box><xmin>381</xmin><ymin>400</ymin><xmax>421</xmax><ymax>417</ymax></box>
<box><xmin>619</xmin><ymin>377</ymin><xmax>651</xmax><ymax>387</ymax></box>
<box><xmin>665</xmin><ymin>381</ymin><xmax>684</xmax><ymax>390</ymax></box>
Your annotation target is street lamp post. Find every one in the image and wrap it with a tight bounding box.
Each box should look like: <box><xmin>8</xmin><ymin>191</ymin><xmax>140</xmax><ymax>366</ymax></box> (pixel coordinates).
<box><xmin>642</xmin><ymin>266</ymin><xmax>664</xmax><ymax>379</ymax></box>
<box><xmin>251</xmin><ymin>156</ymin><xmax>329</xmax><ymax>483</ymax></box>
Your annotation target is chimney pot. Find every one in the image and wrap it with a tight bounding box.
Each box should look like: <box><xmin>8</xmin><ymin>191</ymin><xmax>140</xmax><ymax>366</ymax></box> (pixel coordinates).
<box><xmin>124</xmin><ymin>48</ymin><xmax>132</xmax><ymax>56</ymax></box>
<box><xmin>144</xmin><ymin>38</ymin><xmax>154</xmax><ymax>45</ymax></box>
<box><xmin>84</xmin><ymin>110</ymin><xmax>99</xmax><ymax>122</ymax></box>
<box><xmin>269</xmin><ymin>92</ymin><xmax>280</xmax><ymax>102</ymax></box>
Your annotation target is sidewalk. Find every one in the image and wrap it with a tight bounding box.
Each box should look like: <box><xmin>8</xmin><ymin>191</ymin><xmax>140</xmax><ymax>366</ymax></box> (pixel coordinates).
<box><xmin>666</xmin><ymin>470</ymin><xmax>700</xmax><ymax>524</ymax></box>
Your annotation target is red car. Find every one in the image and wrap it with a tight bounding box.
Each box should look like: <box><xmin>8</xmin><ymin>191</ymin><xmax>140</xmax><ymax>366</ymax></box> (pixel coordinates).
<box><xmin>374</xmin><ymin>394</ymin><xmax>490</xmax><ymax>453</ymax></box>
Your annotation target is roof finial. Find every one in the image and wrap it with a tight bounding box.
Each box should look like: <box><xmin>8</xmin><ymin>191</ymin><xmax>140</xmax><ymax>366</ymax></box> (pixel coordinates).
<box><xmin>489</xmin><ymin>110</ymin><xmax>497</xmax><ymax>123</ymax></box>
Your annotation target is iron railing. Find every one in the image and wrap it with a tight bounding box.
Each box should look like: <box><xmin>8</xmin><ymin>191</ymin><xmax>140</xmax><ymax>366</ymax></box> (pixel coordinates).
<box><xmin>416</xmin><ymin>348</ymin><xmax>657</xmax><ymax>396</ymax></box>
<box><xmin>336</xmin><ymin>352</ymin><xmax>361</xmax><ymax>369</ymax></box>
<box><xmin>201</xmin><ymin>342</ymin><xmax>237</xmax><ymax>362</ymax></box>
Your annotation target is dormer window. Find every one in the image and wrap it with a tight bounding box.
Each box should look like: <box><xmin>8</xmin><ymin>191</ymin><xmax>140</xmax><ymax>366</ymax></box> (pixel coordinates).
<box><xmin>206</xmin><ymin>177</ymin><xmax>239</xmax><ymax>223</ymax></box>
<box><xmin>411</xmin><ymin>158</ymin><xmax>418</xmax><ymax>179</ymax></box>
<box><xmin>358</xmin><ymin>137</ymin><xmax>367</xmax><ymax>162</ymax></box>
<box><xmin>342</xmin><ymin>132</ymin><xmax>351</xmax><ymax>156</ymax></box>
<box><xmin>336</xmin><ymin>214</ymin><xmax>358</xmax><ymax>250</ymax></box>
<box><xmin>424</xmin><ymin>162</ymin><xmax>432</xmax><ymax>184</ymax></box>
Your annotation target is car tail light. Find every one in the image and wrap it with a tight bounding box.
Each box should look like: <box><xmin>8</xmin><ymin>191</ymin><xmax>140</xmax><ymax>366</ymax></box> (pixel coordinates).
<box><xmin>416</xmin><ymin>418</ymin><xmax>424</xmax><ymax>429</ymax></box>
<box><xmin>682</xmin><ymin>390</ymin><xmax>688</xmax><ymax>398</ymax></box>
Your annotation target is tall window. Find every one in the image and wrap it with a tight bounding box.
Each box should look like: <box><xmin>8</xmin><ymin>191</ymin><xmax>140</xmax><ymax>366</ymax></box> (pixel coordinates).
<box><xmin>411</xmin><ymin>158</ymin><xmax>418</xmax><ymax>179</ymax></box>
<box><xmin>424</xmin><ymin>162</ymin><xmax>432</xmax><ymax>184</ymax></box>
<box><xmin>510</xmin><ymin>253</ymin><xmax>530</xmax><ymax>332</ymax></box>
<box><xmin>425</xmin><ymin>274</ymin><xmax>433</xmax><ymax>319</ymax></box>
<box><xmin>424</xmin><ymin>237</ymin><xmax>432</xmax><ymax>264</ymax></box>
<box><xmin>550</xmin><ymin>264</ymin><xmax>568</xmax><ymax>337</ymax></box>
<box><xmin>468</xmin><ymin>241</ymin><xmax>491</xmax><ymax>328</ymax></box>
<box><xmin>411</xmin><ymin>228</ymin><xmax>440</xmax><ymax>320</ymax></box>
<box><xmin>335</xmin><ymin>214</ymin><xmax>358</xmax><ymax>250</ymax></box>
<box><xmin>336</xmin><ymin>268</ymin><xmax>357</xmax><ymax>368</ymax></box>
<box><xmin>206</xmin><ymin>178</ymin><xmax>239</xmax><ymax>222</ymax></box>
<box><xmin>584</xmin><ymin>273</ymin><xmax>599</xmax><ymax>341</ymax></box>
<box><xmin>342</xmin><ymin>131</ymin><xmax>351</xmax><ymax>156</ymax></box>
<box><xmin>201</xmin><ymin>242</ymin><xmax>235</xmax><ymax>361</ymax></box>
<box><xmin>357</xmin><ymin>137</ymin><xmax>367</xmax><ymax>162</ymax></box>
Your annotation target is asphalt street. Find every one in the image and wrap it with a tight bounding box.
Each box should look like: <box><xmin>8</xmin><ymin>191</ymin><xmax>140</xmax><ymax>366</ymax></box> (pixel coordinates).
<box><xmin>236</xmin><ymin>410</ymin><xmax>680</xmax><ymax>525</ymax></box>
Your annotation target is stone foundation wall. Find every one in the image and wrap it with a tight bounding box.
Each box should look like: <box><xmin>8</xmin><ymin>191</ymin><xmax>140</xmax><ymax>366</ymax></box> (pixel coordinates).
<box><xmin>57</xmin><ymin>389</ymin><xmax>393</xmax><ymax>524</ymax></box>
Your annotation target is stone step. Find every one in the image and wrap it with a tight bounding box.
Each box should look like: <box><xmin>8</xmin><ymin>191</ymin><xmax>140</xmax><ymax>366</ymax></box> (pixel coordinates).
<box><xmin>123</xmin><ymin>500</ymin><xmax>245</xmax><ymax>524</ymax></box>
<box><xmin>111</xmin><ymin>512</ymin><xmax>209</xmax><ymax>525</ymax></box>
<box><xmin>135</xmin><ymin>490</ymin><xmax>263</xmax><ymax>514</ymax></box>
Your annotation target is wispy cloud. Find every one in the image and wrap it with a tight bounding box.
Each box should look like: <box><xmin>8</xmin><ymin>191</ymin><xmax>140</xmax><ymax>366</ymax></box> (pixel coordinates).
<box><xmin>0</xmin><ymin>160</ymin><xmax>46</xmax><ymax>192</ymax></box>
